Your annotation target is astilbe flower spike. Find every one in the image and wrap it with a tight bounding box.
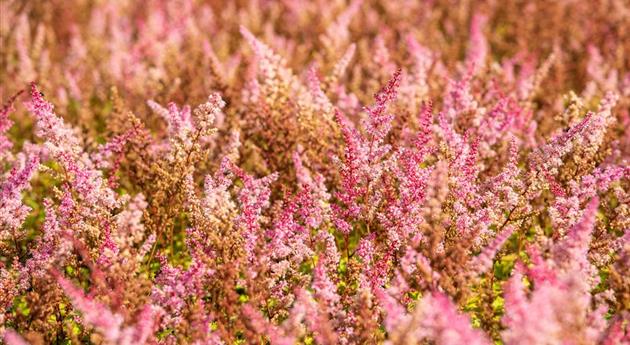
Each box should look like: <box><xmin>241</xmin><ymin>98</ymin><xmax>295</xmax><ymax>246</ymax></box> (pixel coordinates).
<box><xmin>26</xmin><ymin>84</ymin><xmax>117</xmax><ymax>210</ymax></box>
<box><xmin>57</xmin><ymin>274</ymin><xmax>161</xmax><ymax>345</ymax></box>
<box><xmin>381</xmin><ymin>290</ymin><xmax>491</xmax><ymax>345</ymax></box>
<box><xmin>230</xmin><ymin>163</ymin><xmax>279</xmax><ymax>262</ymax></box>
<box><xmin>26</xmin><ymin>83</ymin><xmax>81</xmax><ymax>154</ymax></box>
<box><xmin>332</xmin><ymin>69</ymin><xmax>402</xmax><ymax>234</ymax></box>
<box><xmin>501</xmin><ymin>198</ymin><xmax>613</xmax><ymax>345</ymax></box>
<box><xmin>0</xmin><ymin>155</ymin><xmax>39</xmax><ymax>240</ymax></box>
<box><xmin>471</xmin><ymin>225</ymin><xmax>516</xmax><ymax>275</ymax></box>
<box><xmin>2</xmin><ymin>329</ymin><xmax>29</xmax><ymax>345</ymax></box>
<box><xmin>0</xmin><ymin>90</ymin><xmax>24</xmax><ymax>158</ymax></box>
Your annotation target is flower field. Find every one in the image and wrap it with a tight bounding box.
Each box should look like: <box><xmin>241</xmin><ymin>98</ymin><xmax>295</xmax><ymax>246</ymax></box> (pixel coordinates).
<box><xmin>1</xmin><ymin>1</ymin><xmax>629</xmax><ymax>344</ymax></box>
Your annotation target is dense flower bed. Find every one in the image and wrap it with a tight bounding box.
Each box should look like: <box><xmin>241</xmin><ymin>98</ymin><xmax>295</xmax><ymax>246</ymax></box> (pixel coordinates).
<box><xmin>1</xmin><ymin>1</ymin><xmax>629</xmax><ymax>344</ymax></box>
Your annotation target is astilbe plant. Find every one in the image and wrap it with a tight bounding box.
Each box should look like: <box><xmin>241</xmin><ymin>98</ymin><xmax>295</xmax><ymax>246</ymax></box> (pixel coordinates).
<box><xmin>1</xmin><ymin>1</ymin><xmax>629</xmax><ymax>344</ymax></box>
